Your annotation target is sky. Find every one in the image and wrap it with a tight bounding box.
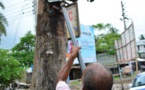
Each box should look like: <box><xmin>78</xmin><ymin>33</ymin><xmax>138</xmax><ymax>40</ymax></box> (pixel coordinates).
<box><xmin>0</xmin><ymin>0</ymin><xmax>145</xmax><ymax>49</ymax></box>
<box><xmin>1</xmin><ymin>0</ymin><xmax>35</xmax><ymax>49</ymax></box>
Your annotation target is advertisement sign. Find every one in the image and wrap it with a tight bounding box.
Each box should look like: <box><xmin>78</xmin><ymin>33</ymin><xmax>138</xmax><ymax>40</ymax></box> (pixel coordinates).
<box><xmin>66</xmin><ymin>24</ymin><xmax>96</xmax><ymax>64</ymax></box>
<box><xmin>66</xmin><ymin>2</ymin><xmax>80</xmax><ymax>39</ymax></box>
<box><xmin>115</xmin><ymin>21</ymin><xmax>137</xmax><ymax>63</ymax></box>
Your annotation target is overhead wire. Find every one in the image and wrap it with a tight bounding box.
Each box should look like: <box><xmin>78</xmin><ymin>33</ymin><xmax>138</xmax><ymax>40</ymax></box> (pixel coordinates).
<box><xmin>2</xmin><ymin>0</ymin><xmax>33</xmax><ymax>19</ymax></box>
<box><xmin>3</xmin><ymin>2</ymin><xmax>33</xmax><ymax>18</ymax></box>
<box><xmin>13</xmin><ymin>1</ymin><xmax>26</xmax><ymax>45</ymax></box>
<box><xmin>4</xmin><ymin>0</ymin><xmax>26</xmax><ymax>9</ymax></box>
<box><xmin>1</xmin><ymin>0</ymin><xmax>34</xmax><ymax>48</ymax></box>
<box><xmin>3</xmin><ymin>4</ymin><xmax>24</xmax><ymax>13</ymax></box>
<box><xmin>5</xmin><ymin>0</ymin><xmax>34</xmax><ymax>23</ymax></box>
<box><xmin>3</xmin><ymin>6</ymin><xmax>32</xmax><ymax>16</ymax></box>
<box><xmin>4</xmin><ymin>2</ymin><xmax>33</xmax><ymax>21</ymax></box>
<box><xmin>8</xmin><ymin>12</ymin><xmax>33</xmax><ymax>22</ymax></box>
<box><xmin>5</xmin><ymin>10</ymin><xmax>32</xmax><ymax>19</ymax></box>
<box><xmin>3</xmin><ymin>2</ymin><xmax>32</xmax><ymax>13</ymax></box>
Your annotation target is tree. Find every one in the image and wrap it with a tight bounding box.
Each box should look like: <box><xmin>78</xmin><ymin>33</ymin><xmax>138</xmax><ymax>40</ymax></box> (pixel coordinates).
<box><xmin>92</xmin><ymin>23</ymin><xmax>119</xmax><ymax>33</ymax></box>
<box><xmin>12</xmin><ymin>31</ymin><xmax>35</xmax><ymax>67</ymax></box>
<box><xmin>92</xmin><ymin>23</ymin><xmax>111</xmax><ymax>31</ymax></box>
<box><xmin>138</xmin><ymin>34</ymin><xmax>145</xmax><ymax>40</ymax></box>
<box><xmin>31</xmin><ymin>1</ymin><xmax>67</xmax><ymax>90</ymax></box>
<box><xmin>0</xmin><ymin>2</ymin><xmax>8</xmax><ymax>42</ymax></box>
<box><xmin>93</xmin><ymin>23</ymin><xmax>120</xmax><ymax>55</ymax></box>
<box><xmin>0</xmin><ymin>49</ymin><xmax>24</xmax><ymax>87</ymax></box>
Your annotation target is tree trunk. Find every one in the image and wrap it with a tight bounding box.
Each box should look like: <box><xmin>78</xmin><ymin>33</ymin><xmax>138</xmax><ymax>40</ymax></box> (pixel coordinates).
<box><xmin>31</xmin><ymin>0</ymin><xmax>67</xmax><ymax>90</ymax></box>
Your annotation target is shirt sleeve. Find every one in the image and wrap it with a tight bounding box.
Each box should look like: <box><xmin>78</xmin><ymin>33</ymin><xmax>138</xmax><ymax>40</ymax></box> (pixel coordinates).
<box><xmin>56</xmin><ymin>81</ymin><xmax>70</xmax><ymax>90</ymax></box>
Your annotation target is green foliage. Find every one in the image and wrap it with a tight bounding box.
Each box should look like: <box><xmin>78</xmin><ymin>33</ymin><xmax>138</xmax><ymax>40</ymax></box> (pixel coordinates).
<box><xmin>138</xmin><ymin>34</ymin><xmax>145</xmax><ymax>40</ymax></box>
<box><xmin>11</xmin><ymin>51</ymin><xmax>34</xmax><ymax>67</ymax></box>
<box><xmin>0</xmin><ymin>2</ymin><xmax>8</xmax><ymax>42</ymax></box>
<box><xmin>0</xmin><ymin>49</ymin><xmax>24</xmax><ymax>86</ymax></box>
<box><xmin>93</xmin><ymin>23</ymin><xmax>120</xmax><ymax>55</ymax></box>
<box><xmin>92</xmin><ymin>23</ymin><xmax>111</xmax><ymax>31</ymax></box>
<box><xmin>0</xmin><ymin>2</ymin><xmax>5</xmax><ymax>9</ymax></box>
<box><xmin>12</xmin><ymin>31</ymin><xmax>35</xmax><ymax>67</ymax></box>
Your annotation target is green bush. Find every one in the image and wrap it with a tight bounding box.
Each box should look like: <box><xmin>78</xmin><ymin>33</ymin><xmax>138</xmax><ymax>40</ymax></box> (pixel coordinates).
<box><xmin>0</xmin><ymin>49</ymin><xmax>24</xmax><ymax>86</ymax></box>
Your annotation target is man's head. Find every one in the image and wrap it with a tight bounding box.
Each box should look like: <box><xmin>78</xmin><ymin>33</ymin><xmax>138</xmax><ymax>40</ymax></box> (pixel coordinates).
<box><xmin>82</xmin><ymin>63</ymin><xmax>113</xmax><ymax>90</ymax></box>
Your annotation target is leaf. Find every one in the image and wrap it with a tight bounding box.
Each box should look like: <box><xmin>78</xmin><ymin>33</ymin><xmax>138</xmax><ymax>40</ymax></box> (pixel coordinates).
<box><xmin>0</xmin><ymin>49</ymin><xmax>24</xmax><ymax>86</ymax></box>
<box><xmin>0</xmin><ymin>2</ymin><xmax>5</xmax><ymax>9</ymax></box>
<box><xmin>12</xmin><ymin>31</ymin><xmax>35</xmax><ymax>66</ymax></box>
<box><xmin>94</xmin><ymin>23</ymin><xmax>120</xmax><ymax>55</ymax></box>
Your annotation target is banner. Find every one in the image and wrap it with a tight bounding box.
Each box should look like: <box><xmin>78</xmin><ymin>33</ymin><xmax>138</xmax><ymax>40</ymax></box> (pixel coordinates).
<box><xmin>66</xmin><ymin>24</ymin><xmax>97</xmax><ymax>64</ymax></box>
<box><xmin>115</xmin><ymin>21</ymin><xmax>137</xmax><ymax>63</ymax></box>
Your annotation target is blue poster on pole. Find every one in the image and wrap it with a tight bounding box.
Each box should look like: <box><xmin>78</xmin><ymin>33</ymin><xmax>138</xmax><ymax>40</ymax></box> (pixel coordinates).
<box><xmin>66</xmin><ymin>24</ymin><xmax>97</xmax><ymax>64</ymax></box>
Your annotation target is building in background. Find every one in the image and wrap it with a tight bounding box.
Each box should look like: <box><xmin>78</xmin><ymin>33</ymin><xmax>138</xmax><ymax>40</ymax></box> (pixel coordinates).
<box><xmin>137</xmin><ymin>40</ymin><xmax>145</xmax><ymax>59</ymax></box>
<box><xmin>97</xmin><ymin>53</ymin><xmax>119</xmax><ymax>75</ymax></box>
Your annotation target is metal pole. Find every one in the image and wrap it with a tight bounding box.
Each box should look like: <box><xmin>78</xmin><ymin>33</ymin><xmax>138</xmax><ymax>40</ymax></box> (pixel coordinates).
<box><xmin>115</xmin><ymin>40</ymin><xmax>124</xmax><ymax>90</ymax></box>
<box><xmin>61</xmin><ymin>4</ymin><xmax>86</xmax><ymax>72</ymax></box>
<box><xmin>117</xmin><ymin>63</ymin><xmax>124</xmax><ymax>90</ymax></box>
<box><xmin>33</xmin><ymin>0</ymin><xmax>37</xmax><ymax>22</ymax></box>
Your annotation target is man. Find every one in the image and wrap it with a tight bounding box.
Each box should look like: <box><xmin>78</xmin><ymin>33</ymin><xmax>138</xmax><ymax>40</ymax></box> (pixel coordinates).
<box><xmin>56</xmin><ymin>45</ymin><xmax>113</xmax><ymax>90</ymax></box>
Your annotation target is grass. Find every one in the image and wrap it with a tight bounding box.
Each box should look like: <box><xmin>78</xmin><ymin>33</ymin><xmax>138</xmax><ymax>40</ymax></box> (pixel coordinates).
<box><xmin>70</xmin><ymin>80</ymin><xmax>81</xmax><ymax>87</ymax></box>
<box><xmin>114</xmin><ymin>76</ymin><xmax>120</xmax><ymax>80</ymax></box>
<box><xmin>113</xmin><ymin>73</ymin><xmax>137</xmax><ymax>80</ymax></box>
<box><xmin>70</xmin><ymin>80</ymin><xmax>82</xmax><ymax>90</ymax></box>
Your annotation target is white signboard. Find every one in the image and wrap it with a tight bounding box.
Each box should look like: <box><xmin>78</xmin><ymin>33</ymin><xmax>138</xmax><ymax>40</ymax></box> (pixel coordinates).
<box><xmin>115</xmin><ymin>21</ymin><xmax>137</xmax><ymax>63</ymax></box>
<box><xmin>121</xmin><ymin>33</ymin><xmax>125</xmax><ymax>46</ymax></box>
<box><xmin>126</xmin><ymin>30</ymin><xmax>130</xmax><ymax>44</ymax></box>
<box><xmin>123</xmin><ymin>47</ymin><xmax>127</xmax><ymax>61</ymax></box>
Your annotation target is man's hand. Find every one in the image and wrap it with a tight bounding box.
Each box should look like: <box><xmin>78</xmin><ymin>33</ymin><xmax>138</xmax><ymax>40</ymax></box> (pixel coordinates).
<box><xmin>70</xmin><ymin>45</ymin><xmax>81</xmax><ymax>58</ymax></box>
<box><xmin>56</xmin><ymin>45</ymin><xmax>81</xmax><ymax>83</ymax></box>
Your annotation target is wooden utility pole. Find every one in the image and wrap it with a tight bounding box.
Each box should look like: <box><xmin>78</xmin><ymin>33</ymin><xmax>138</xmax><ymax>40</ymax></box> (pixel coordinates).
<box><xmin>31</xmin><ymin>0</ymin><xmax>67</xmax><ymax>90</ymax></box>
<box><xmin>121</xmin><ymin>1</ymin><xmax>128</xmax><ymax>30</ymax></box>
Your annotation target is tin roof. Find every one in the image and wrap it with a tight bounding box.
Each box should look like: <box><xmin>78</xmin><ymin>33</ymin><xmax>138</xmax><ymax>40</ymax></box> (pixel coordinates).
<box><xmin>137</xmin><ymin>40</ymin><xmax>145</xmax><ymax>46</ymax></box>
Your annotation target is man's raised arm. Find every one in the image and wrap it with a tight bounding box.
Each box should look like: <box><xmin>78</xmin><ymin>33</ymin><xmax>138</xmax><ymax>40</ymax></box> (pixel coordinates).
<box><xmin>57</xmin><ymin>45</ymin><xmax>81</xmax><ymax>82</ymax></box>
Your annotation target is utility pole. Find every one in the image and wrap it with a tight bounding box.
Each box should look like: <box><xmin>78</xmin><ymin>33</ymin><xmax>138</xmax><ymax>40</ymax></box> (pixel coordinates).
<box><xmin>31</xmin><ymin>1</ymin><xmax>67</xmax><ymax>90</ymax></box>
<box><xmin>30</xmin><ymin>0</ymin><xmax>37</xmax><ymax>88</ymax></box>
<box><xmin>32</xmin><ymin>0</ymin><xmax>38</xmax><ymax>24</ymax></box>
<box><xmin>121</xmin><ymin>1</ymin><xmax>128</xmax><ymax>30</ymax></box>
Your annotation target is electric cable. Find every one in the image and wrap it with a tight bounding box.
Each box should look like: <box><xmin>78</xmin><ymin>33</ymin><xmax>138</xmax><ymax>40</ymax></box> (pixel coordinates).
<box><xmin>4</xmin><ymin>0</ymin><xmax>31</xmax><ymax>10</ymax></box>
<box><xmin>3</xmin><ymin>2</ymin><xmax>32</xmax><ymax>12</ymax></box>
<box><xmin>13</xmin><ymin>2</ymin><xmax>26</xmax><ymax>45</ymax></box>
<box><xmin>3</xmin><ymin>2</ymin><xmax>33</xmax><ymax>16</ymax></box>
<box><xmin>5</xmin><ymin>10</ymin><xmax>32</xmax><ymax>19</ymax></box>
<box><xmin>8</xmin><ymin>13</ymin><xmax>33</xmax><ymax>22</ymax></box>
<box><xmin>3</xmin><ymin>2</ymin><xmax>33</xmax><ymax>20</ymax></box>
<box><xmin>4</xmin><ymin>5</ymin><xmax>32</xmax><ymax>15</ymax></box>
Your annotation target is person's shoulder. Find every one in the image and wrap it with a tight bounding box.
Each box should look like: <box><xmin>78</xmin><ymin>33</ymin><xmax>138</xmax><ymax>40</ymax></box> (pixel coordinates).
<box><xmin>56</xmin><ymin>81</ymin><xmax>70</xmax><ymax>90</ymax></box>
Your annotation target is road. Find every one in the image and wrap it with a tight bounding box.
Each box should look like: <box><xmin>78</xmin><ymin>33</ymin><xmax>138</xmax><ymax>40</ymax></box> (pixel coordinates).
<box><xmin>112</xmin><ymin>83</ymin><xmax>130</xmax><ymax>90</ymax></box>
